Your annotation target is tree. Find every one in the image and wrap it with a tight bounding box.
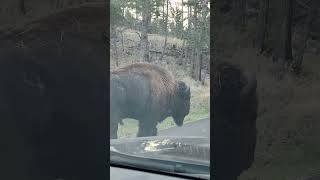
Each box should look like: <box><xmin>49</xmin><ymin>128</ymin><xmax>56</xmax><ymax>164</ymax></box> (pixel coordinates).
<box><xmin>186</xmin><ymin>0</ymin><xmax>209</xmax><ymax>81</ymax></box>
<box><xmin>269</xmin><ymin>0</ymin><xmax>293</xmax><ymax>67</ymax></box>
<box><xmin>170</xmin><ymin>6</ymin><xmax>183</xmax><ymax>38</ymax></box>
<box><xmin>159</xmin><ymin>0</ymin><xmax>169</xmax><ymax>62</ymax></box>
<box><xmin>125</xmin><ymin>0</ymin><xmax>163</xmax><ymax>62</ymax></box>
<box><xmin>256</xmin><ymin>0</ymin><xmax>269</xmax><ymax>53</ymax></box>
<box><xmin>291</xmin><ymin>0</ymin><xmax>318</xmax><ymax>74</ymax></box>
<box><xmin>140</xmin><ymin>0</ymin><xmax>152</xmax><ymax>62</ymax></box>
<box><xmin>162</xmin><ymin>0</ymin><xmax>165</xmax><ymax>33</ymax></box>
<box><xmin>110</xmin><ymin>0</ymin><xmax>127</xmax><ymax>66</ymax></box>
<box><xmin>19</xmin><ymin>0</ymin><xmax>26</xmax><ymax>15</ymax></box>
<box><xmin>178</xmin><ymin>0</ymin><xmax>185</xmax><ymax>65</ymax></box>
<box><xmin>256</xmin><ymin>0</ymin><xmax>293</xmax><ymax>69</ymax></box>
<box><xmin>237</xmin><ymin>0</ymin><xmax>247</xmax><ymax>27</ymax></box>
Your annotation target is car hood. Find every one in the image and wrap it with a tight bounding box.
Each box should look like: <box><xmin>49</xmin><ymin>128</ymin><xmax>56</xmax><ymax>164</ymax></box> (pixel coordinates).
<box><xmin>110</xmin><ymin>136</ymin><xmax>210</xmax><ymax>165</ymax></box>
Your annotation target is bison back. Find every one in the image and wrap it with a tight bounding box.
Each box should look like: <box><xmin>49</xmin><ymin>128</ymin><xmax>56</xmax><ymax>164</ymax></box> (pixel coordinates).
<box><xmin>111</xmin><ymin>63</ymin><xmax>176</xmax><ymax>119</ymax></box>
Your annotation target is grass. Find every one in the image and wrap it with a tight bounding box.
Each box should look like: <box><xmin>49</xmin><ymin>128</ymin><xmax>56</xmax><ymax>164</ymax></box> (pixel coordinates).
<box><xmin>118</xmin><ymin>108</ymin><xmax>209</xmax><ymax>138</ymax></box>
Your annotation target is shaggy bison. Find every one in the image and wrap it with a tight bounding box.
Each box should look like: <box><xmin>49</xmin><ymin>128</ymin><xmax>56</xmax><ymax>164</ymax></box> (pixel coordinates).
<box><xmin>212</xmin><ymin>61</ymin><xmax>258</xmax><ymax>180</ymax></box>
<box><xmin>0</xmin><ymin>32</ymin><xmax>107</xmax><ymax>180</ymax></box>
<box><xmin>110</xmin><ymin>63</ymin><xmax>191</xmax><ymax>139</ymax></box>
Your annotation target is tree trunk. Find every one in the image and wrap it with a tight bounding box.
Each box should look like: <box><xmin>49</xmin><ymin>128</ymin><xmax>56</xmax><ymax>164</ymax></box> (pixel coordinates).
<box><xmin>135</xmin><ymin>5</ymin><xmax>138</xmax><ymax>20</ymax></box>
<box><xmin>159</xmin><ymin>0</ymin><xmax>169</xmax><ymax>62</ymax></box>
<box><xmin>19</xmin><ymin>0</ymin><xmax>26</xmax><ymax>15</ymax></box>
<box><xmin>181</xmin><ymin>0</ymin><xmax>184</xmax><ymax>27</ymax></box>
<box><xmin>271</xmin><ymin>0</ymin><xmax>288</xmax><ymax>63</ymax></box>
<box><xmin>112</xmin><ymin>28</ymin><xmax>119</xmax><ymax>67</ymax></box>
<box><xmin>56</xmin><ymin>0</ymin><xmax>63</xmax><ymax>9</ymax></box>
<box><xmin>162</xmin><ymin>0</ymin><xmax>165</xmax><ymax>34</ymax></box>
<box><xmin>269</xmin><ymin>0</ymin><xmax>293</xmax><ymax>66</ymax></box>
<box><xmin>191</xmin><ymin>50</ymin><xmax>196</xmax><ymax>78</ymax></box>
<box><xmin>191</xmin><ymin>48</ymin><xmax>201</xmax><ymax>81</ymax></box>
<box><xmin>141</xmin><ymin>3</ymin><xmax>151</xmax><ymax>62</ymax></box>
<box><xmin>292</xmin><ymin>0</ymin><xmax>317</xmax><ymax>74</ymax></box>
<box><xmin>282</xmin><ymin>0</ymin><xmax>293</xmax><ymax>66</ymax></box>
<box><xmin>178</xmin><ymin>38</ymin><xmax>186</xmax><ymax>65</ymax></box>
<box><xmin>188</xmin><ymin>1</ymin><xmax>191</xmax><ymax>30</ymax></box>
<box><xmin>239</xmin><ymin>0</ymin><xmax>247</xmax><ymax>27</ymax></box>
<box><xmin>155</xmin><ymin>5</ymin><xmax>159</xmax><ymax>31</ymax></box>
<box><xmin>134</xmin><ymin>3</ymin><xmax>138</xmax><ymax>30</ymax></box>
<box><xmin>120</xmin><ymin>29</ymin><xmax>125</xmax><ymax>52</ymax></box>
<box><xmin>198</xmin><ymin>49</ymin><xmax>202</xmax><ymax>82</ymax></box>
<box><xmin>235</xmin><ymin>0</ymin><xmax>247</xmax><ymax>27</ymax></box>
<box><xmin>256</xmin><ymin>0</ymin><xmax>269</xmax><ymax>53</ymax></box>
<box><xmin>191</xmin><ymin>3</ymin><xmax>200</xmax><ymax>80</ymax></box>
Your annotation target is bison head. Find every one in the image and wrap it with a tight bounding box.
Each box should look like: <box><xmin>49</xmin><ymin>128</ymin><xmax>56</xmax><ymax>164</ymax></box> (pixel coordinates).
<box><xmin>172</xmin><ymin>81</ymin><xmax>190</xmax><ymax>126</ymax></box>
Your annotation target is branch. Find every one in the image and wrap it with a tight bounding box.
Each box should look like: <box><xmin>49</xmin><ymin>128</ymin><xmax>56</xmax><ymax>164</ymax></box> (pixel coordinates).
<box><xmin>135</xmin><ymin>31</ymin><xmax>141</xmax><ymax>39</ymax></box>
<box><xmin>295</xmin><ymin>0</ymin><xmax>310</xmax><ymax>10</ymax></box>
<box><xmin>149</xmin><ymin>49</ymin><xmax>162</xmax><ymax>54</ymax></box>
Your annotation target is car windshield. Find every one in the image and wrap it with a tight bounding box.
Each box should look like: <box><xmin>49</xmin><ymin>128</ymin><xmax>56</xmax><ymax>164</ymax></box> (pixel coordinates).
<box><xmin>110</xmin><ymin>0</ymin><xmax>210</xmax><ymax>178</ymax></box>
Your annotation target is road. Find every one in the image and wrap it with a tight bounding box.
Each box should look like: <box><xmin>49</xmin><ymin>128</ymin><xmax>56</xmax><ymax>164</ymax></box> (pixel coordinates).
<box><xmin>158</xmin><ymin>118</ymin><xmax>210</xmax><ymax>138</ymax></box>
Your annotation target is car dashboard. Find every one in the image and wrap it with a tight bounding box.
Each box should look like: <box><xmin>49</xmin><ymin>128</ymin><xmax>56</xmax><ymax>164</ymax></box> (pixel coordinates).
<box><xmin>110</xmin><ymin>166</ymin><xmax>203</xmax><ymax>180</ymax></box>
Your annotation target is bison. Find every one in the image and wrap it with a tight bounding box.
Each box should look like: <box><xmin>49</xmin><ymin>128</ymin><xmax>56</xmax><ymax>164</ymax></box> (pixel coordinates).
<box><xmin>212</xmin><ymin>61</ymin><xmax>258</xmax><ymax>180</ymax></box>
<box><xmin>110</xmin><ymin>63</ymin><xmax>191</xmax><ymax>139</ymax></box>
<box><xmin>0</xmin><ymin>32</ymin><xmax>107</xmax><ymax>180</ymax></box>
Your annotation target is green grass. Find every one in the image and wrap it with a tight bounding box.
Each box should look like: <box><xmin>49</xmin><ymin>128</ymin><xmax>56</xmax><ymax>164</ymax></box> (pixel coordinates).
<box><xmin>118</xmin><ymin>107</ymin><xmax>209</xmax><ymax>138</ymax></box>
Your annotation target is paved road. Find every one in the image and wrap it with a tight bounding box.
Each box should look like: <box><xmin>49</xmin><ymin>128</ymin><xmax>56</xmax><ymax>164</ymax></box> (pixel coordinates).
<box><xmin>158</xmin><ymin>118</ymin><xmax>210</xmax><ymax>138</ymax></box>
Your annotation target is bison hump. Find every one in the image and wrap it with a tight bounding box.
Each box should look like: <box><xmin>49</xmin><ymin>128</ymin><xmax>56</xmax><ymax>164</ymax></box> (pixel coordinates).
<box><xmin>112</xmin><ymin>63</ymin><xmax>176</xmax><ymax>98</ymax></box>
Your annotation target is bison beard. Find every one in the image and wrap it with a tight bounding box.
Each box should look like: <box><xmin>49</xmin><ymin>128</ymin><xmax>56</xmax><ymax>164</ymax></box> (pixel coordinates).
<box><xmin>110</xmin><ymin>63</ymin><xmax>191</xmax><ymax>139</ymax></box>
<box><xmin>0</xmin><ymin>33</ymin><xmax>107</xmax><ymax>180</ymax></box>
<box><xmin>212</xmin><ymin>61</ymin><xmax>258</xmax><ymax>180</ymax></box>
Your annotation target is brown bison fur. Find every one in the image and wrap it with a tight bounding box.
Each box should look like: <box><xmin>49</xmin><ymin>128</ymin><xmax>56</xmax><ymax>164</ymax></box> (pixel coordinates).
<box><xmin>212</xmin><ymin>61</ymin><xmax>258</xmax><ymax>180</ymax></box>
<box><xmin>110</xmin><ymin>63</ymin><xmax>190</xmax><ymax>139</ymax></box>
<box><xmin>0</xmin><ymin>32</ymin><xmax>107</xmax><ymax>180</ymax></box>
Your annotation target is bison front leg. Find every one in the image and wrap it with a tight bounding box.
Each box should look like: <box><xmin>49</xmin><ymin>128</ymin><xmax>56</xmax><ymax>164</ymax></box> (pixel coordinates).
<box><xmin>137</xmin><ymin>120</ymin><xmax>158</xmax><ymax>137</ymax></box>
